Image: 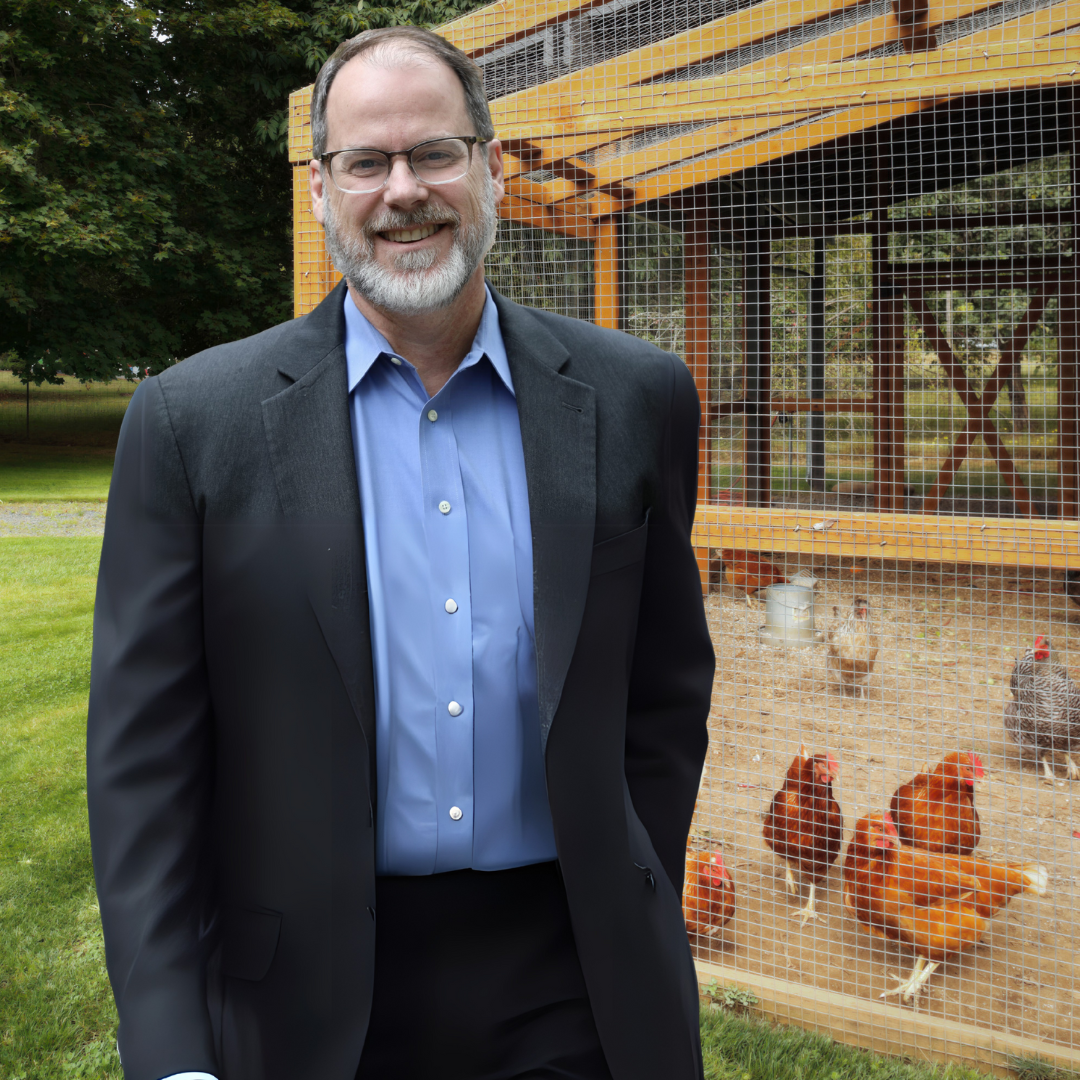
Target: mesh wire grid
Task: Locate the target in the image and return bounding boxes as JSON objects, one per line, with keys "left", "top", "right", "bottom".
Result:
{"left": 289, "top": 1, "right": 1080, "bottom": 1068}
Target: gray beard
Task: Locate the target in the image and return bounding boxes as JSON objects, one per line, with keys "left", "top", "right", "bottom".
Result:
{"left": 322, "top": 173, "right": 498, "bottom": 317}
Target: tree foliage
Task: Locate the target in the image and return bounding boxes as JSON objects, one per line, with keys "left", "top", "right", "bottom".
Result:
{"left": 0, "top": 0, "right": 486, "bottom": 384}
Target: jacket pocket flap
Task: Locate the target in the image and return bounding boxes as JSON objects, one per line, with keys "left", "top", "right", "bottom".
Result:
{"left": 591, "top": 519, "right": 648, "bottom": 577}
{"left": 221, "top": 906, "right": 282, "bottom": 982}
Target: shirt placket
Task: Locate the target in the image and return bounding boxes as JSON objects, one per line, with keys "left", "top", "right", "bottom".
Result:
{"left": 419, "top": 393, "right": 475, "bottom": 871}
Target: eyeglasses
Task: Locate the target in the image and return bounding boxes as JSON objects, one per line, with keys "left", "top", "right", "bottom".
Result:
{"left": 321, "top": 137, "right": 482, "bottom": 194}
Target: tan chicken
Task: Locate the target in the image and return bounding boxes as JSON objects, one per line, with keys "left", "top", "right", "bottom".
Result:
{"left": 683, "top": 849, "right": 735, "bottom": 938}
{"left": 827, "top": 597, "right": 880, "bottom": 698}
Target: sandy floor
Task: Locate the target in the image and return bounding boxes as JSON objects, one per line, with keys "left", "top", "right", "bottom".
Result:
{"left": 691, "top": 555, "right": 1079, "bottom": 1051}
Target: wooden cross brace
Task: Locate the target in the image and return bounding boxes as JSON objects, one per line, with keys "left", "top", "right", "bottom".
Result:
{"left": 906, "top": 286, "right": 1048, "bottom": 517}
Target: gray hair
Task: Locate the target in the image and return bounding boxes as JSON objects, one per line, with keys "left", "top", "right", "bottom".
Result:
{"left": 310, "top": 26, "right": 494, "bottom": 159}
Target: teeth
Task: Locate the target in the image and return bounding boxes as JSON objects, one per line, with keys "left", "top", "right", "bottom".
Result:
{"left": 382, "top": 224, "right": 439, "bottom": 243}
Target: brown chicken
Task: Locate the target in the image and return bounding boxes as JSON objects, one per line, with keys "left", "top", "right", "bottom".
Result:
{"left": 843, "top": 812, "right": 1048, "bottom": 1003}
{"left": 762, "top": 745, "right": 844, "bottom": 925}
{"left": 826, "top": 596, "right": 880, "bottom": 698}
{"left": 715, "top": 549, "right": 786, "bottom": 605}
{"left": 683, "top": 849, "right": 735, "bottom": 938}
{"left": 889, "top": 751, "right": 983, "bottom": 855}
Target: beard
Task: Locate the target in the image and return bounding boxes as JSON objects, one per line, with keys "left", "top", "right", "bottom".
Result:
{"left": 321, "top": 170, "right": 498, "bottom": 317}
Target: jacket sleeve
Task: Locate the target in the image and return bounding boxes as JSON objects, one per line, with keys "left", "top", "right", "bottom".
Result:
{"left": 87, "top": 377, "right": 220, "bottom": 1080}
{"left": 624, "top": 357, "right": 714, "bottom": 897}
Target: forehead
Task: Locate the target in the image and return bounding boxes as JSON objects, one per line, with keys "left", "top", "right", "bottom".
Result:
{"left": 324, "top": 52, "right": 471, "bottom": 149}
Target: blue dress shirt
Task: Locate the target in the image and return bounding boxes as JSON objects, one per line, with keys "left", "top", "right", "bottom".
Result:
{"left": 345, "top": 287, "right": 557, "bottom": 875}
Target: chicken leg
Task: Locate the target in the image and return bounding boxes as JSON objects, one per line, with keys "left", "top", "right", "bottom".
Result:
{"left": 796, "top": 883, "right": 818, "bottom": 925}
{"left": 880, "top": 956, "right": 940, "bottom": 1003}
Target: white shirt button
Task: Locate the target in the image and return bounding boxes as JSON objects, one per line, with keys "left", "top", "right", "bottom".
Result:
{"left": 445, "top": 599, "right": 459, "bottom": 614}
{"left": 449, "top": 806, "right": 463, "bottom": 821}
{"left": 447, "top": 700, "right": 463, "bottom": 716}
{"left": 389, "top": 356, "right": 402, "bottom": 366}
{"left": 427, "top": 409, "right": 438, "bottom": 422}
{"left": 438, "top": 500, "right": 451, "bottom": 514}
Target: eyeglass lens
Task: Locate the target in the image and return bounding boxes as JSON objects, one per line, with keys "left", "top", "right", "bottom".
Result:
{"left": 331, "top": 139, "right": 472, "bottom": 193}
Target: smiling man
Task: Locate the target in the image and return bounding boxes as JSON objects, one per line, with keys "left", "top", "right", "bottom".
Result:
{"left": 87, "top": 26, "right": 714, "bottom": 1080}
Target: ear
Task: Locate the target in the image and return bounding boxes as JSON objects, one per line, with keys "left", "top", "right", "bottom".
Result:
{"left": 486, "top": 138, "right": 505, "bottom": 207}
{"left": 309, "top": 158, "right": 327, "bottom": 226}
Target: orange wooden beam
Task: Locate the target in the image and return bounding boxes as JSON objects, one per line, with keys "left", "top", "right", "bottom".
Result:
{"left": 593, "top": 217, "right": 621, "bottom": 329}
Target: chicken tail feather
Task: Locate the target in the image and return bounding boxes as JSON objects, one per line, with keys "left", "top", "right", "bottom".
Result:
{"left": 1022, "top": 863, "right": 1049, "bottom": 896}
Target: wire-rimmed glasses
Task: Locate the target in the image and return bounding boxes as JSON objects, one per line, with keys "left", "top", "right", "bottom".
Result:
{"left": 321, "top": 137, "right": 482, "bottom": 195}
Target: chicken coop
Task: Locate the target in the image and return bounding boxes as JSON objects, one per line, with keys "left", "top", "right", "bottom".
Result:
{"left": 288, "top": 0, "right": 1080, "bottom": 1073}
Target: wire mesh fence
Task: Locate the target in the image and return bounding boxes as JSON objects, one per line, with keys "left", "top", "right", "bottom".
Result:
{"left": 290, "top": 0, "right": 1080, "bottom": 1069}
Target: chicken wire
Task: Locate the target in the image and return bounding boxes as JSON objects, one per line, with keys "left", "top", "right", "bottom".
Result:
{"left": 289, "top": 0, "right": 1080, "bottom": 1069}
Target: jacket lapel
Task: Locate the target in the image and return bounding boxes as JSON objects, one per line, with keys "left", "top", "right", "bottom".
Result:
{"left": 260, "top": 282, "right": 375, "bottom": 760}
{"left": 494, "top": 291, "right": 597, "bottom": 751}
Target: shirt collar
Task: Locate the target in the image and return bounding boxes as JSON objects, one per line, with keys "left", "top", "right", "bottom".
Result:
{"left": 343, "top": 285, "right": 512, "bottom": 397}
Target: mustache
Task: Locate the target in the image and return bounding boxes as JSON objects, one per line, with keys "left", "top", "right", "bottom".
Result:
{"left": 363, "top": 205, "right": 461, "bottom": 238}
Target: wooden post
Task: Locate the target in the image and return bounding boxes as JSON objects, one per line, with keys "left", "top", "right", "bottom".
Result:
{"left": 806, "top": 236, "right": 827, "bottom": 490}
{"left": 685, "top": 204, "right": 714, "bottom": 509}
{"left": 684, "top": 202, "right": 715, "bottom": 594}
{"left": 871, "top": 126, "right": 905, "bottom": 512}
{"left": 594, "top": 216, "right": 621, "bottom": 331}
{"left": 742, "top": 192, "right": 773, "bottom": 508}
{"left": 1059, "top": 92, "right": 1080, "bottom": 520}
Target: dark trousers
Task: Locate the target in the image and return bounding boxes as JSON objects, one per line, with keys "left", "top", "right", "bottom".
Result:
{"left": 355, "top": 860, "right": 614, "bottom": 1080}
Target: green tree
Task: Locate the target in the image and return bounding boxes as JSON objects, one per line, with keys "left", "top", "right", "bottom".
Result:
{"left": 0, "top": 0, "right": 485, "bottom": 385}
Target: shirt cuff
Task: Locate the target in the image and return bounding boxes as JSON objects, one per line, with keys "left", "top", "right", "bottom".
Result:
{"left": 159, "top": 1074, "right": 220, "bottom": 1080}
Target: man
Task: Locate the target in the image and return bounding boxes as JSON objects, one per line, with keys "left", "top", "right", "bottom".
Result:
{"left": 87, "top": 26, "right": 714, "bottom": 1080}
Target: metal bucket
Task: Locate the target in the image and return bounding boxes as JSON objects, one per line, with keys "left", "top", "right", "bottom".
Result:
{"left": 756, "top": 583, "right": 823, "bottom": 648}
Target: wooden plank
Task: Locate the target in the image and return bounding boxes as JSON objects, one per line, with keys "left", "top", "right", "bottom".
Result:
{"left": 489, "top": 0, "right": 853, "bottom": 131}
{"left": 954, "top": 0, "right": 1080, "bottom": 51}
{"left": 497, "top": 192, "right": 598, "bottom": 238}
{"left": 568, "top": 40, "right": 1080, "bottom": 119}
{"left": 436, "top": 0, "right": 610, "bottom": 59}
{"left": 565, "top": 111, "right": 818, "bottom": 192}
{"left": 690, "top": 506, "right": 1080, "bottom": 568}
{"left": 695, "top": 959, "right": 1080, "bottom": 1079}
{"left": 624, "top": 102, "right": 924, "bottom": 208}
{"left": 504, "top": 173, "right": 584, "bottom": 203}
{"left": 494, "top": 46, "right": 1080, "bottom": 137}
{"left": 289, "top": 85, "right": 314, "bottom": 164}
{"left": 770, "top": 397, "right": 874, "bottom": 413}
{"left": 594, "top": 217, "right": 620, "bottom": 329}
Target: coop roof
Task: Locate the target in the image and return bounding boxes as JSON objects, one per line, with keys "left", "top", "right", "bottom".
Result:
{"left": 439, "top": 0, "right": 1080, "bottom": 235}
{"left": 287, "top": 0, "right": 1080, "bottom": 237}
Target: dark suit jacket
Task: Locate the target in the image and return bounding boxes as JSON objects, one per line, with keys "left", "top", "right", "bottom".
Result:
{"left": 87, "top": 282, "right": 715, "bottom": 1080}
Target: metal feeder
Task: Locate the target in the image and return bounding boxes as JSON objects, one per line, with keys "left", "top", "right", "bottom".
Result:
{"left": 756, "top": 583, "right": 823, "bottom": 649}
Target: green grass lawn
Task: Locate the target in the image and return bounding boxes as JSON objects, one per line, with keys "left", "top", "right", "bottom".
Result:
{"left": 0, "top": 537, "right": 1041, "bottom": 1080}
{"left": 0, "top": 372, "right": 134, "bottom": 502}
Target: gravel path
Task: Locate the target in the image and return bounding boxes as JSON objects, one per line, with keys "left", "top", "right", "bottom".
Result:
{"left": 0, "top": 501, "right": 107, "bottom": 538}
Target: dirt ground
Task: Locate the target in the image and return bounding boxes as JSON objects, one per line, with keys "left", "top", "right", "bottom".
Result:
{"left": 690, "top": 554, "right": 1079, "bottom": 1051}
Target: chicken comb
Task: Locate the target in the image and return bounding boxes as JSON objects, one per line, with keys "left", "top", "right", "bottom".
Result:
{"left": 880, "top": 811, "right": 900, "bottom": 838}
{"left": 967, "top": 752, "right": 985, "bottom": 778}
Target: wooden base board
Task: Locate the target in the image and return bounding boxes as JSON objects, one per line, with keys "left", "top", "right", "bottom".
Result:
{"left": 696, "top": 959, "right": 1080, "bottom": 1078}
{"left": 692, "top": 506, "right": 1080, "bottom": 573}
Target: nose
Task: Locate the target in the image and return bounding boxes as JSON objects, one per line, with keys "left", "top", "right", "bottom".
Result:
{"left": 382, "top": 154, "right": 428, "bottom": 208}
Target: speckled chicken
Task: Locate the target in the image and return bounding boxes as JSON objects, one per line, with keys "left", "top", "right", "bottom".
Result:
{"left": 1005, "top": 635, "right": 1080, "bottom": 783}
{"left": 889, "top": 751, "right": 983, "bottom": 855}
{"left": 762, "top": 745, "right": 843, "bottom": 925}
{"left": 683, "top": 850, "right": 735, "bottom": 938}
{"left": 826, "top": 596, "right": 880, "bottom": 698}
